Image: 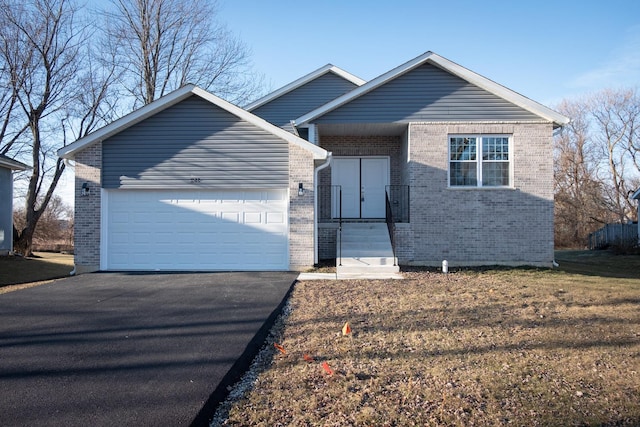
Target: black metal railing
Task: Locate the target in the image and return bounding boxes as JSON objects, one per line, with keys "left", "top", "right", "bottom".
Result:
{"left": 318, "top": 184, "right": 408, "bottom": 266}
{"left": 317, "top": 185, "right": 342, "bottom": 266}
{"left": 337, "top": 187, "right": 342, "bottom": 266}
{"left": 385, "top": 190, "right": 397, "bottom": 266}
{"left": 385, "top": 185, "right": 410, "bottom": 223}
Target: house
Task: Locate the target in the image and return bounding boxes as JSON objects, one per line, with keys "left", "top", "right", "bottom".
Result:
{"left": 633, "top": 188, "right": 640, "bottom": 244}
{"left": 0, "top": 154, "right": 30, "bottom": 255}
{"left": 58, "top": 51, "right": 569, "bottom": 274}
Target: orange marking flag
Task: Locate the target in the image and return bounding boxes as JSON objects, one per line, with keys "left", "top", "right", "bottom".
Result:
{"left": 303, "top": 354, "right": 315, "bottom": 363}
{"left": 342, "top": 322, "right": 352, "bottom": 336}
{"left": 321, "top": 361, "right": 334, "bottom": 376}
{"left": 273, "top": 343, "right": 287, "bottom": 355}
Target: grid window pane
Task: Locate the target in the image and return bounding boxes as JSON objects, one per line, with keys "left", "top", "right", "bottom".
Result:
{"left": 449, "top": 135, "right": 510, "bottom": 187}
{"left": 450, "top": 162, "right": 477, "bottom": 186}
{"left": 482, "top": 137, "right": 509, "bottom": 161}
{"left": 482, "top": 162, "right": 509, "bottom": 186}
{"left": 450, "top": 137, "right": 477, "bottom": 161}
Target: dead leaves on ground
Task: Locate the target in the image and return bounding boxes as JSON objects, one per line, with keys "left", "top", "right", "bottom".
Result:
{"left": 223, "top": 270, "right": 640, "bottom": 426}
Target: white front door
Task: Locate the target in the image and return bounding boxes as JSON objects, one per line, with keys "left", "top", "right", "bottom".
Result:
{"left": 331, "top": 158, "right": 360, "bottom": 218}
{"left": 331, "top": 157, "right": 390, "bottom": 219}
{"left": 361, "top": 158, "right": 389, "bottom": 218}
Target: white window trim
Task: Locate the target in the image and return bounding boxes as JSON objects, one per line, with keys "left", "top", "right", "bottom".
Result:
{"left": 448, "top": 134, "right": 514, "bottom": 189}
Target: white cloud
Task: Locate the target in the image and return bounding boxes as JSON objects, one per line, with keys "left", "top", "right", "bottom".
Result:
{"left": 570, "top": 24, "right": 640, "bottom": 90}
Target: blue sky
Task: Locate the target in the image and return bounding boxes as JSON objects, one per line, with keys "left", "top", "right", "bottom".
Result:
{"left": 219, "top": 0, "right": 640, "bottom": 107}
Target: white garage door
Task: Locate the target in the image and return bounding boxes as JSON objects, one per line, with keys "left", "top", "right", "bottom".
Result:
{"left": 103, "top": 189, "right": 288, "bottom": 271}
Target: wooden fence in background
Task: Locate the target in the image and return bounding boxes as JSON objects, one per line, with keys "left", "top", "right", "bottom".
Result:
{"left": 588, "top": 223, "right": 638, "bottom": 249}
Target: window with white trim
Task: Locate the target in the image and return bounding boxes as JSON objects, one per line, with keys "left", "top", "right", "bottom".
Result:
{"left": 449, "top": 135, "right": 511, "bottom": 187}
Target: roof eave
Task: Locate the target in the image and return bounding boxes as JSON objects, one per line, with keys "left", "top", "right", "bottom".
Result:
{"left": 426, "top": 53, "right": 570, "bottom": 127}
{"left": 58, "top": 85, "right": 197, "bottom": 159}
{"left": 57, "top": 85, "right": 328, "bottom": 161}
{"left": 0, "top": 155, "right": 30, "bottom": 170}
{"left": 295, "top": 52, "right": 435, "bottom": 126}
{"left": 191, "top": 87, "right": 327, "bottom": 160}
{"left": 245, "top": 64, "right": 365, "bottom": 111}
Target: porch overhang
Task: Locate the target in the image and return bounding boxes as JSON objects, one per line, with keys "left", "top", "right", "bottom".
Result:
{"left": 313, "top": 122, "right": 408, "bottom": 137}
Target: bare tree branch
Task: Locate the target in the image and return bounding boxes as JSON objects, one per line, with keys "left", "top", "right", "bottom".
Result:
{"left": 0, "top": 0, "right": 117, "bottom": 255}
{"left": 102, "top": 0, "right": 265, "bottom": 107}
{"left": 554, "top": 88, "right": 640, "bottom": 248}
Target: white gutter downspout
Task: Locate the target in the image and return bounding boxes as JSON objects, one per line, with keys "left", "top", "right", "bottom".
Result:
{"left": 314, "top": 152, "right": 332, "bottom": 264}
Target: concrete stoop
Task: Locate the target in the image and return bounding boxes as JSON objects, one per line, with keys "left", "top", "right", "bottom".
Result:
{"left": 336, "top": 222, "right": 401, "bottom": 279}
{"left": 297, "top": 223, "right": 403, "bottom": 281}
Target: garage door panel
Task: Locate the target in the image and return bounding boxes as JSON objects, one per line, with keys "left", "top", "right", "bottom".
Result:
{"left": 244, "top": 212, "right": 262, "bottom": 224}
{"left": 266, "top": 212, "right": 285, "bottom": 224}
{"left": 110, "top": 231, "right": 130, "bottom": 244}
{"left": 196, "top": 232, "right": 217, "bottom": 243}
{"left": 105, "top": 189, "right": 288, "bottom": 271}
{"left": 155, "top": 212, "right": 173, "bottom": 223}
{"left": 154, "top": 233, "right": 173, "bottom": 244}
{"left": 110, "top": 252, "right": 130, "bottom": 265}
{"left": 220, "top": 211, "right": 239, "bottom": 222}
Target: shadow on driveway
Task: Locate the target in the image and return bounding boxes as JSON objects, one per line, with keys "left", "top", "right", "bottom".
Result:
{"left": 0, "top": 271, "right": 297, "bottom": 426}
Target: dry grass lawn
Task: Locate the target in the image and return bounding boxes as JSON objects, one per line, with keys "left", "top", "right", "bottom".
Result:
{"left": 0, "top": 252, "right": 74, "bottom": 290}
{"left": 216, "top": 259, "right": 640, "bottom": 426}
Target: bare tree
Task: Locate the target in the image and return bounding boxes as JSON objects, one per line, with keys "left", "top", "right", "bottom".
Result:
{"left": 590, "top": 88, "right": 640, "bottom": 223}
{"left": 13, "top": 194, "right": 73, "bottom": 251}
{"left": 554, "top": 88, "right": 640, "bottom": 248}
{"left": 0, "top": 0, "right": 117, "bottom": 256}
{"left": 554, "top": 98, "right": 611, "bottom": 247}
{"left": 102, "top": 0, "right": 263, "bottom": 107}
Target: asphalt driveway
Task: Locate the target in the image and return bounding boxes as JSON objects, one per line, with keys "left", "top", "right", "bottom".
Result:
{"left": 0, "top": 271, "right": 298, "bottom": 426}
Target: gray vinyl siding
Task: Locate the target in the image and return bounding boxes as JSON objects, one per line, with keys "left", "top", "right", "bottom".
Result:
{"left": 251, "top": 72, "right": 358, "bottom": 126}
{"left": 0, "top": 167, "right": 13, "bottom": 253}
{"left": 314, "top": 63, "right": 541, "bottom": 124}
{"left": 102, "top": 95, "right": 289, "bottom": 189}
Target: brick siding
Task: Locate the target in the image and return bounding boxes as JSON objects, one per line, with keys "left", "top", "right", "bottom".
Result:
{"left": 315, "top": 122, "right": 555, "bottom": 266}
{"left": 318, "top": 223, "right": 338, "bottom": 260}
{"left": 288, "top": 143, "right": 315, "bottom": 269}
{"left": 407, "top": 122, "right": 554, "bottom": 266}
{"left": 74, "top": 142, "right": 102, "bottom": 273}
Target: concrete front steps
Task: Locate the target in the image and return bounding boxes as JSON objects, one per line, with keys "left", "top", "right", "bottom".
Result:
{"left": 336, "top": 222, "right": 402, "bottom": 279}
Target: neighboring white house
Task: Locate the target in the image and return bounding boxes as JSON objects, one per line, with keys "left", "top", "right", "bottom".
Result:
{"left": 59, "top": 51, "right": 570, "bottom": 274}
{"left": 633, "top": 188, "right": 640, "bottom": 244}
{"left": 0, "top": 155, "right": 29, "bottom": 255}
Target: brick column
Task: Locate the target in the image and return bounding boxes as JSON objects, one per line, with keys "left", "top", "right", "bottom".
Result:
{"left": 74, "top": 142, "right": 102, "bottom": 273}
{"left": 288, "top": 143, "right": 315, "bottom": 270}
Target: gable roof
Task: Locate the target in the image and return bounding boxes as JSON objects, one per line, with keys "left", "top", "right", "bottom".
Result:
{"left": 245, "top": 64, "right": 365, "bottom": 111}
{"left": 0, "top": 154, "right": 29, "bottom": 170}
{"left": 295, "top": 51, "right": 570, "bottom": 128}
{"left": 58, "top": 85, "right": 328, "bottom": 160}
